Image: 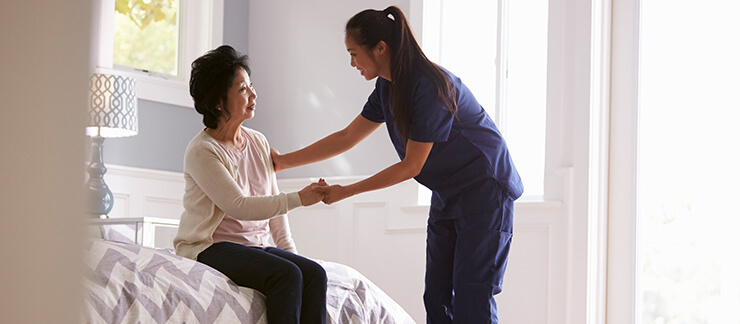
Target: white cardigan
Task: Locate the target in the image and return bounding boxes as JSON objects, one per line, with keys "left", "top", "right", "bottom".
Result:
{"left": 174, "top": 127, "right": 302, "bottom": 260}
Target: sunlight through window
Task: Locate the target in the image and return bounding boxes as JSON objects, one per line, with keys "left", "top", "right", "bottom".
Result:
{"left": 113, "top": 0, "right": 180, "bottom": 76}
{"left": 638, "top": 1, "right": 740, "bottom": 322}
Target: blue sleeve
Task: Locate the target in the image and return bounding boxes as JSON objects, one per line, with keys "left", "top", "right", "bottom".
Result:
{"left": 360, "top": 81, "right": 385, "bottom": 123}
{"left": 408, "top": 79, "right": 453, "bottom": 143}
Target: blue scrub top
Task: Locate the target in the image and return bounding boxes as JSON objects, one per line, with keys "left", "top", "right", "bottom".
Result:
{"left": 361, "top": 67, "right": 523, "bottom": 213}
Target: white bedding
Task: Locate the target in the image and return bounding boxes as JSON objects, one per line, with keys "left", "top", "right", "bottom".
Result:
{"left": 82, "top": 239, "right": 414, "bottom": 324}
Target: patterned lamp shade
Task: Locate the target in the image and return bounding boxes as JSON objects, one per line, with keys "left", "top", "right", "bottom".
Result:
{"left": 86, "top": 74, "right": 138, "bottom": 138}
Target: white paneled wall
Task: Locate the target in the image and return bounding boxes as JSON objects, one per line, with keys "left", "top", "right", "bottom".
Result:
{"left": 105, "top": 164, "right": 572, "bottom": 323}
{"left": 105, "top": 165, "right": 186, "bottom": 221}
{"left": 278, "top": 177, "right": 429, "bottom": 321}
{"left": 103, "top": 165, "right": 186, "bottom": 249}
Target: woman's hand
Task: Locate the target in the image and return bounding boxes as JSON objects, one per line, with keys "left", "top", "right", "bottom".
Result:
{"left": 298, "top": 180, "right": 328, "bottom": 206}
{"left": 270, "top": 148, "right": 285, "bottom": 173}
{"left": 314, "top": 183, "right": 353, "bottom": 205}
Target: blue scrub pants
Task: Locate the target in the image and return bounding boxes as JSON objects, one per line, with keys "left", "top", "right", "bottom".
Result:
{"left": 424, "top": 180, "right": 514, "bottom": 324}
{"left": 197, "top": 242, "right": 327, "bottom": 324}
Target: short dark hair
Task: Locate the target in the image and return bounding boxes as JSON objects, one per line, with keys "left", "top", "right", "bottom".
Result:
{"left": 189, "top": 45, "right": 250, "bottom": 129}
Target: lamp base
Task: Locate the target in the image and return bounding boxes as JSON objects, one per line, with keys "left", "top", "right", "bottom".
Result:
{"left": 86, "top": 136, "right": 114, "bottom": 216}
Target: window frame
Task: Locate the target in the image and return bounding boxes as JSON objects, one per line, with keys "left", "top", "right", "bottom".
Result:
{"left": 606, "top": 0, "right": 640, "bottom": 323}
{"left": 90, "top": 0, "right": 224, "bottom": 108}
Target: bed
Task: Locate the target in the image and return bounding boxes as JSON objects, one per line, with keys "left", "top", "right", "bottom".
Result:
{"left": 82, "top": 238, "right": 415, "bottom": 323}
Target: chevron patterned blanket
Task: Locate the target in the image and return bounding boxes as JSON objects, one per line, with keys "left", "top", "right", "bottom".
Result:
{"left": 82, "top": 239, "right": 414, "bottom": 324}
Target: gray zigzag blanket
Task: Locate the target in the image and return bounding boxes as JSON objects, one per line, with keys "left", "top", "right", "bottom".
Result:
{"left": 82, "top": 239, "right": 415, "bottom": 324}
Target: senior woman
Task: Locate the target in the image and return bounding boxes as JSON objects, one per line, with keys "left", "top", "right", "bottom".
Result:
{"left": 173, "top": 45, "right": 328, "bottom": 324}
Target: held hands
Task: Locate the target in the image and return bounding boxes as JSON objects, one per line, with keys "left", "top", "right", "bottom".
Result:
{"left": 297, "top": 178, "right": 353, "bottom": 206}
{"left": 298, "top": 179, "right": 328, "bottom": 206}
{"left": 312, "top": 179, "right": 352, "bottom": 205}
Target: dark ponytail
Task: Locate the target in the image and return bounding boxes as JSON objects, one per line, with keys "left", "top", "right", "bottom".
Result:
{"left": 346, "top": 6, "right": 457, "bottom": 142}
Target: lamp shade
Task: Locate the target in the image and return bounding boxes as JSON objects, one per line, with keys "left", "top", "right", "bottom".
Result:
{"left": 86, "top": 74, "right": 138, "bottom": 138}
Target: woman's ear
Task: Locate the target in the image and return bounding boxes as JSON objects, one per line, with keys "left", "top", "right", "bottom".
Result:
{"left": 376, "top": 40, "right": 388, "bottom": 56}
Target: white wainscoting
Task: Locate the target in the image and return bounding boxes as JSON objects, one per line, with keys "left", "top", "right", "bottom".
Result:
{"left": 103, "top": 164, "right": 572, "bottom": 323}
{"left": 103, "top": 165, "right": 186, "bottom": 249}
{"left": 105, "top": 165, "right": 186, "bottom": 221}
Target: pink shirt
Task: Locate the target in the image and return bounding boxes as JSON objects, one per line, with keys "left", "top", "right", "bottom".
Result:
{"left": 211, "top": 128, "right": 273, "bottom": 247}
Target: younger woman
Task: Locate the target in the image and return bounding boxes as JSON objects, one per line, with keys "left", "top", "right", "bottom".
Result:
{"left": 272, "top": 7, "right": 523, "bottom": 324}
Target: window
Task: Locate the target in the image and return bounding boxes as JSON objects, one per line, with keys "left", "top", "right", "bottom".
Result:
{"left": 500, "top": 0, "right": 548, "bottom": 198}
{"left": 637, "top": 0, "right": 740, "bottom": 322}
{"left": 610, "top": 0, "right": 740, "bottom": 322}
{"left": 419, "top": 0, "right": 548, "bottom": 198}
{"left": 91, "top": 0, "right": 224, "bottom": 108}
{"left": 113, "top": 0, "right": 180, "bottom": 76}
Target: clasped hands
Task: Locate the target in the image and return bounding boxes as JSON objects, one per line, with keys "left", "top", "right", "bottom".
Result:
{"left": 298, "top": 178, "right": 349, "bottom": 206}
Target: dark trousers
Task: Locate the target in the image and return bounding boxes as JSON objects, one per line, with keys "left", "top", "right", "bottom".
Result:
{"left": 424, "top": 180, "right": 514, "bottom": 324}
{"left": 197, "top": 242, "right": 327, "bottom": 324}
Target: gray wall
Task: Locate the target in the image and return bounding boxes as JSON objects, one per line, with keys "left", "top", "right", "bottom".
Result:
{"left": 105, "top": 0, "right": 405, "bottom": 178}
{"left": 222, "top": 0, "right": 249, "bottom": 54}
{"left": 101, "top": 100, "right": 202, "bottom": 172}
{"left": 247, "top": 0, "right": 403, "bottom": 178}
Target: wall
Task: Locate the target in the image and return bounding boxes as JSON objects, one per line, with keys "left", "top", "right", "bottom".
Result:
{"left": 101, "top": 100, "right": 202, "bottom": 172}
{"left": 247, "top": 0, "right": 403, "bottom": 178}
{"left": 0, "top": 1, "right": 89, "bottom": 323}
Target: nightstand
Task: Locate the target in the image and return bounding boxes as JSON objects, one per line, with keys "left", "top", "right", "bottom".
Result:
{"left": 88, "top": 217, "right": 180, "bottom": 249}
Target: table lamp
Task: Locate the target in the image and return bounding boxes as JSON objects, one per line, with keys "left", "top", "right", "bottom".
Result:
{"left": 86, "top": 73, "right": 138, "bottom": 217}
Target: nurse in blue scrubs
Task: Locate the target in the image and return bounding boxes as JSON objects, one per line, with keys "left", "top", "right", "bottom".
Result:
{"left": 271, "top": 6, "right": 523, "bottom": 324}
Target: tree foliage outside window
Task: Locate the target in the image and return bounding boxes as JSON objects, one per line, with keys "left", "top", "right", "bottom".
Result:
{"left": 113, "top": 0, "right": 179, "bottom": 76}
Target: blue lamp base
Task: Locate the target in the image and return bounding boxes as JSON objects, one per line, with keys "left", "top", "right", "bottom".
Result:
{"left": 87, "top": 136, "right": 114, "bottom": 217}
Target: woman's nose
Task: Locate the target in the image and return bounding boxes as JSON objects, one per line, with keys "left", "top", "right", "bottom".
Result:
{"left": 350, "top": 58, "right": 356, "bottom": 67}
